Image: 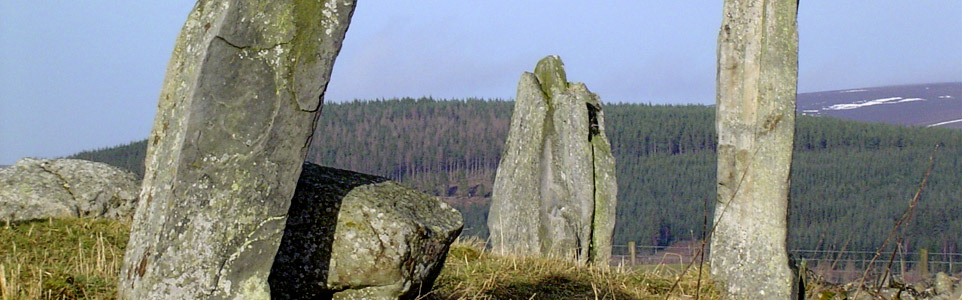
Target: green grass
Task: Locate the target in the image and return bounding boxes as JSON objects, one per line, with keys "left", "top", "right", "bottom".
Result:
{"left": 0, "top": 218, "right": 721, "bottom": 299}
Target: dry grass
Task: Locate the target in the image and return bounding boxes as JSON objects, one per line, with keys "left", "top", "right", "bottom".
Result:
{"left": 0, "top": 218, "right": 129, "bottom": 300}
{"left": 423, "top": 238, "right": 720, "bottom": 300}
{"left": 1, "top": 219, "right": 719, "bottom": 300}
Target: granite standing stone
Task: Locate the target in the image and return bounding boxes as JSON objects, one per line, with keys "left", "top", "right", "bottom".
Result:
{"left": 118, "top": 1, "right": 356, "bottom": 299}
{"left": 488, "top": 56, "right": 617, "bottom": 265}
{"left": 711, "top": 0, "right": 799, "bottom": 299}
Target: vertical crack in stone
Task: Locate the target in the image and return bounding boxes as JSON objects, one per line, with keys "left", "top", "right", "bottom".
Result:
{"left": 136, "top": 250, "right": 150, "bottom": 278}
{"left": 587, "top": 102, "right": 601, "bottom": 140}
{"left": 209, "top": 253, "right": 229, "bottom": 297}
{"left": 586, "top": 134, "right": 597, "bottom": 261}
{"left": 491, "top": 55, "right": 616, "bottom": 265}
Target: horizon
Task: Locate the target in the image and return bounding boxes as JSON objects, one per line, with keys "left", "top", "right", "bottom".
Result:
{"left": 2, "top": 82, "right": 959, "bottom": 167}
{"left": 1, "top": 1, "right": 960, "bottom": 164}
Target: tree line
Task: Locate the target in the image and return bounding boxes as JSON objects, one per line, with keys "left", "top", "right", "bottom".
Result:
{"left": 71, "top": 97, "right": 962, "bottom": 253}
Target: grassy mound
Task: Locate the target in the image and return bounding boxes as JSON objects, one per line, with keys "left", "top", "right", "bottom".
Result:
{"left": 0, "top": 218, "right": 719, "bottom": 299}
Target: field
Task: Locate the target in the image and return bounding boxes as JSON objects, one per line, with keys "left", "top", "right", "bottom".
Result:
{"left": 3, "top": 219, "right": 955, "bottom": 299}
{"left": 0, "top": 218, "right": 127, "bottom": 299}
{"left": 1, "top": 218, "right": 721, "bottom": 300}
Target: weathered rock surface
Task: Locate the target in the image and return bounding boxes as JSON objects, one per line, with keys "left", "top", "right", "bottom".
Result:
{"left": 711, "top": 0, "right": 799, "bottom": 299}
{"left": 269, "top": 163, "right": 463, "bottom": 300}
{"left": 488, "top": 55, "right": 617, "bottom": 265}
{"left": 118, "top": 1, "right": 356, "bottom": 299}
{"left": 835, "top": 273, "right": 962, "bottom": 300}
{"left": 0, "top": 158, "right": 139, "bottom": 222}
{"left": 935, "top": 272, "right": 956, "bottom": 296}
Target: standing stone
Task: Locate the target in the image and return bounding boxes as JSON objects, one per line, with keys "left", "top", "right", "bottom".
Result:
{"left": 488, "top": 56, "right": 617, "bottom": 265}
{"left": 118, "top": 1, "right": 356, "bottom": 299}
{"left": 711, "top": 0, "right": 798, "bottom": 299}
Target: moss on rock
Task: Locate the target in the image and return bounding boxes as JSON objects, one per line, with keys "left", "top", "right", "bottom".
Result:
{"left": 490, "top": 55, "right": 617, "bottom": 266}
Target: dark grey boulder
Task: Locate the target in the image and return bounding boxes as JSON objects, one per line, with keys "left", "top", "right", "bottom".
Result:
{"left": 0, "top": 158, "right": 139, "bottom": 222}
{"left": 488, "top": 55, "right": 617, "bottom": 265}
{"left": 269, "top": 163, "right": 463, "bottom": 300}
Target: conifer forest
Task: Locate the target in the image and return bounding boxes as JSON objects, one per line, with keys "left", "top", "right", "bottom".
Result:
{"left": 72, "top": 98, "right": 962, "bottom": 254}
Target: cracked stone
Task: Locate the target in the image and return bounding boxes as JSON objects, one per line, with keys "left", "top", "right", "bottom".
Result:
{"left": 488, "top": 55, "right": 617, "bottom": 266}
{"left": 118, "top": 0, "right": 357, "bottom": 299}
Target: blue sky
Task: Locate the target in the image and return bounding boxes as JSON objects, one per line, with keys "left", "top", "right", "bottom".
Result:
{"left": 1, "top": 1, "right": 960, "bottom": 165}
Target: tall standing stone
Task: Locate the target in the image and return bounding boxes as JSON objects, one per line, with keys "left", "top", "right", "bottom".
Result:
{"left": 118, "top": 1, "right": 356, "bottom": 299}
{"left": 711, "top": 0, "right": 798, "bottom": 299}
{"left": 488, "top": 56, "right": 617, "bottom": 265}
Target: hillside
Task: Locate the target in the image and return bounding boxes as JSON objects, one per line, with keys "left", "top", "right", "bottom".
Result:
{"left": 70, "top": 98, "right": 962, "bottom": 253}
{"left": 797, "top": 82, "right": 962, "bottom": 129}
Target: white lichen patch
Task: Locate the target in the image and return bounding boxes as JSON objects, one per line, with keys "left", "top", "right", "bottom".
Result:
{"left": 239, "top": 276, "right": 270, "bottom": 298}
{"left": 321, "top": 0, "right": 339, "bottom": 36}
{"left": 217, "top": 277, "right": 233, "bottom": 295}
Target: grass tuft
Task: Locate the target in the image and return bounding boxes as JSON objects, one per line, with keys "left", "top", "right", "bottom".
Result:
{"left": 0, "top": 218, "right": 128, "bottom": 299}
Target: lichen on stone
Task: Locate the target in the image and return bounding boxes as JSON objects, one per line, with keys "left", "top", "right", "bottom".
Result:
{"left": 118, "top": 1, "right": 357, "bottom": 299}
{"left": 489, "top": 55, "right": 616, "bottom": 266}
{"left": 533, "top": 55, "right": 568, "bottom": 99}
{"left": 270, "top": 163, "right": 463, "bottom": 299}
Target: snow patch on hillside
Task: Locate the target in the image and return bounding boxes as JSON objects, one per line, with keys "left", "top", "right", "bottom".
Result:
{"left": 824, "top": 97, "right": 926, "bottom": 111}
{"left": 927, "top": 119, "right": 962, "bottom": 128}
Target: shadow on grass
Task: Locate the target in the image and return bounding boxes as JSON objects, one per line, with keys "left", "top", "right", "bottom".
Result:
{"left": 484, "top": 274, "right": 634, "bottom": 300}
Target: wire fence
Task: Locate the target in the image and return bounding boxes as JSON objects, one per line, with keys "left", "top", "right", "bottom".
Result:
{"left": 610, "top": 243, "right": 962, "bottom": 283}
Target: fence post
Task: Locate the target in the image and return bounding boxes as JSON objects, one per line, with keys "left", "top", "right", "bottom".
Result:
{"left": 919, "top": 249, "right": 928, "bottom": 279}
{"left": 899, "top": 243, "right": 906, "bottom": 278}
{"left": 629, "top": 241, "right": 636, "bottom": 266}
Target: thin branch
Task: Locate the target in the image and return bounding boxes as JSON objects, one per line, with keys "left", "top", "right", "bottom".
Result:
{"left": 829, "top": 235, "right": 852, "bottom": 271}
{"left": 853, "top": 144, "right": 938, "bottom": 299}
{"left": 664, "top": 147, "right": 759, "bottom": 299}
{"left": 696, "top": 176, "right": 710, "bottom": 300}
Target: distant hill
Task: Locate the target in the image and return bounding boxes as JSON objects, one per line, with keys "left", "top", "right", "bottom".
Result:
{"left": 69, "top": 97, "right": 962, "bottom": 254}
{"left": 797, "top": 82, "right": 962, "bottom": 129}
